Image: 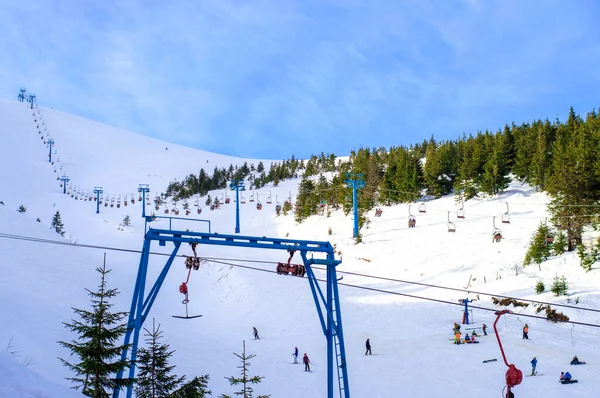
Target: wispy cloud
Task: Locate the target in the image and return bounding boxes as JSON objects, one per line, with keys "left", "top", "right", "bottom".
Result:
{"left": 1, "top": 0, "right": 599, "bottom": 158}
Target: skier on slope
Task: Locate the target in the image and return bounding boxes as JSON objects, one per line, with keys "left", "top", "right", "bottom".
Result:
{"left": 482, "top": 324, "right": 488, "bottom": 336}
{"left": 523, "top": 324, "right": 529, "bottom": 339}
{"left": 253, "top": 327, "right": 260, "bottom": 340}
{"left": 303, "top": 353, "right": 311, "bottom": 372}
{"left": 293, "top": 347, "right": 299, "bottom": 364}
{"left": 530, "top": 356, "right": 537, "bottom": 375}
{"left": 365, "top": 338, "right": 372, "bottom": 355}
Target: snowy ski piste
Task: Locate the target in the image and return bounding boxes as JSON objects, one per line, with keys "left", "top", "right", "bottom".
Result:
{"left": 1, "top": 97, "right": 599, "bottom": 397}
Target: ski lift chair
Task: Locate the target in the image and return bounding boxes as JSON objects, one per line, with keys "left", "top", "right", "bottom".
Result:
{"left": 266, "top": 192, "right": 272, "bottom": 204}
{"left": 375, "top": 208, "right": 383, "bottom": 217}
{"left": 501, "top": 202, "right": 511, "bottom": 224}
{"left": 447, "top": 212, "right": 456, "bottom": 232}
{"left": 197, "top": 207, "right": 202, "bottom": 214}
{"left": 419, "top": 202, "right": 427, "bottom": 213}
{"left": 492, "top": 217, "right": 502, "bottom": 242}
{"left": 276, "top": 204, "right": 282, "bottom": 215}
{"left": 545, "top": 234, "right": 554, "bottom": 246}
{"left": 257, "top": 202, "right": 263, "bottom": 210}
{"left": 408, "top": 205, "right": 416, "bottom": 228}
{"left": 408, "top": 216, "right": 416, "bottom": 228}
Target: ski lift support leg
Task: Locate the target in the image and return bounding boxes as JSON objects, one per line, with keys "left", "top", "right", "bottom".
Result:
{"left": 344, "top": 173, "right": 365, "bottom": 238}
{"left": 493, "top": 310, "right": 522, "bottom": 397}
{"left": 138, "top": 184, "right": 150, "bottom": 218}
{"left": 114, "top": 230, "right": 351, "bottom": 398}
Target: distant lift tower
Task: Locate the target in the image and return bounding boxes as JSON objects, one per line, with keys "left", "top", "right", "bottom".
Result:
{"left": 18, "top": 88, "right": 26, "bottom": 102}
{"left": 60, "top": 175, "right": 70, "bottom": 194}
{"left": 230, "top": 179, "right": 246, "bottom": 233}
{"left": 47, "top": 139, "right": 55, "bottom": 163}
{"left": 93, "top": 187, "right": 103, "bottom": 214}
{"left": 27, "top": 93, "right": 36, "bottom": 109}
{"left": 344, "top": 173, "right": 365, "bottom": 238}
{"left": 138, "top": 184, "right": 150, "bottom": 218}
{"left": 114, "top": 230, "right": 351, "bottom": 398}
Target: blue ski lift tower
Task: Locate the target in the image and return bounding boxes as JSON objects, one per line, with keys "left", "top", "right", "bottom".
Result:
{"left": 93, "top": 187, "right": 103, "bottom": 214}
{"left": 344, "top": 173, "right": 365, "bottom": 238}
{"left": 138, "top": 184, "right": 150, "bottom": 218}
{"left": 230, "top": 179, "right": 246, "bottom": 233}
{"left": 60, "top": 175, "right": 70, "bottom": 194}
{"left": 18, "top": 88, "right": 26, "bottom": 102}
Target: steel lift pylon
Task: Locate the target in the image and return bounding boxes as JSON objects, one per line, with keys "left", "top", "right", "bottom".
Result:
{"left": 114, "top": 228, "right": 351, "bottom": 398}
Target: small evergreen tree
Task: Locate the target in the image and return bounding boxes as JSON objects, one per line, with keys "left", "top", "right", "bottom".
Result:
{"left": 523, "top": 223, "right": 551, "bottom": 270}
{"left": 171, "top": 376, "right": 212, "bottom": 398}
{"left": 51, "top": 211, "right": 65, "bottom": 236}
{"left": 535, "top": 280, "right": 545, "bottom": 294}
{"left": 134, "top": 319, "right": 185, "bottom": 398}
{"left": 220, "top": 340, "right": 270, "bottom": 398}
{"left": 122, "top": 215, "right": 131, "bottom": 227}
{"left": 58, "top": 256, "right": 132, "bottom": 396}
{"left": 205, "top": 195, "right": 212, "bottom": 206}
{"left": 553, "top": 231, "right": 567, "bottom": 255}
{"left": 17, "top": 204, "right": 27, "bottom": 213}
{"left": 550, "top": 275, "right": 568, "bottom": 296}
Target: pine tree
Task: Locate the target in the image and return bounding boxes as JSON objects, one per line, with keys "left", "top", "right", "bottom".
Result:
{"left": 134, "top": 319, "right": 185, "bottom": 398}
{"left": 553, "top": 231, "right": 567, "bottom": 255}
{"left": 58, "top": 255, "right": 132, "bottom": 396}
{"left": 17, "top": 204, "right": 27, "bottom": 213}
{"left": 51, "top": 211, "right": 65, "bottom": 236}
{"left": 171, "top": 376, "right": 212, "bottom": 398}
{"left": 122, "top": 215, "right": 131, "bottom": 227}
{"left": 220, "top": 340, "right": 270, "bottom": 398}
{"left": 523, "top": 223, "right": 551, "bottom": 270}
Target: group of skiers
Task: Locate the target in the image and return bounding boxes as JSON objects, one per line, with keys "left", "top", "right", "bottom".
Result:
{"left": 452, "top": 322, "right": 485, "bottom": 344}
{"left": 253, "top": 327, "right": 372, "bottom": 372}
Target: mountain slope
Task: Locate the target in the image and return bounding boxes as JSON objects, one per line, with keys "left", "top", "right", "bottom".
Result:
{"left": 1, "top": 98, "right": 600, "bottom": 397}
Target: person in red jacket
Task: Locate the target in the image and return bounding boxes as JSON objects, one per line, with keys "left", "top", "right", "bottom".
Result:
{"left": 303, "top": 353, "right": 311, "bottom": 371}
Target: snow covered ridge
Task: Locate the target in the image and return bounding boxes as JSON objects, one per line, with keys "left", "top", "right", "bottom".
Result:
{"left": 2, "top": 97, "right": 600, "bottom": 397}
{"left": 0, "top": 352, "right": 80, "bottom": 398}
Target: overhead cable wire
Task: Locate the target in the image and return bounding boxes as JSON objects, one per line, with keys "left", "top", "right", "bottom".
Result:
{"left": 2, "top": 232, "right": 600, "bottom": 320}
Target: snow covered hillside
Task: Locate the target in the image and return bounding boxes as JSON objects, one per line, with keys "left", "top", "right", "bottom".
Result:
{"left": 1, "top": 98, "right": 600, "bottom": 397}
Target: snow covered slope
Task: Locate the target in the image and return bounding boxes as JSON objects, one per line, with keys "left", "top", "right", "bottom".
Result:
{"left": 1, "top": 98, "right": 600, "bottom": 397}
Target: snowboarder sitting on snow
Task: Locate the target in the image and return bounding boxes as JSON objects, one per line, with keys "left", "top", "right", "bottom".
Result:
{"left": 464, "top": 334, "right": 471, "bottom": 343}
{"left": 530, "top": 356, "right": 537, "bottom": 376}
{"left": 563, "top": 371, "right": 572, "bottom": 382}
{"left": 303, "top": 353, "right": 311, "bottom": 371}
{"left": 570, "top": 356, "right": 583, "bottom": 365}
{"left": 471, "top": 330, "right": 479, "bottom": 337}
{"left": 470, "top": 334, "right": 477, "bottom": 343}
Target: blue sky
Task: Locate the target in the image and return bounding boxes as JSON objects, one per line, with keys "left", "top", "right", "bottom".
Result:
{"left": 1, "top": 0, "right": 600, "bottom": 159}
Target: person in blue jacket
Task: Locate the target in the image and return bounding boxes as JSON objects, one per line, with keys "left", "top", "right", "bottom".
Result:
{"left": 563, "top": 371, "right": 572, "bottom": 381}
{"left": 293, "top": 347, "right": 299, "bottom": 364}
{"left": 530, "top": 356, "right": 538, "bottom": 376}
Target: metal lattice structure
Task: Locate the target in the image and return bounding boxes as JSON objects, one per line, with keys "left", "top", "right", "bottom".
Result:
{"left": 114, "top": 229, "right": 350, "bottom": 398}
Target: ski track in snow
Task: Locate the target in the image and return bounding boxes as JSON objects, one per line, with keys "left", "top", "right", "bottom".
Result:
{"left": 1, "top": 98, "right": 599, "bottom": 397}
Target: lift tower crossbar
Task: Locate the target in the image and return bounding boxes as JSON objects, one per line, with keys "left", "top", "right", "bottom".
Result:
{"left": 114, "top": 229, "right": 351, "bottom": 398}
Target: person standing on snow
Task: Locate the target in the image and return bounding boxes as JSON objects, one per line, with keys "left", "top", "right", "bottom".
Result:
{"left": 454, "top": 331, "right": 462, "bottom": 345}
{"left": 482, "top": 324, "right": 488, "bottom": 336}
{"left": 253, "top": 327, "right": 260, "bottom": 340}
{"left": 523, "top": 324, "right": 529, "bottom": 339}
{"left": 303, "top": 353, "right": 311, "bottom": 372}
{"left": 293, "top": 347, "right": 299, "bottom": 363}
{"left": 530, "top": 356, "right": 537, "bottom": 375}
{"left": 365, "top": 338, "right": 372, "bottom": 355}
